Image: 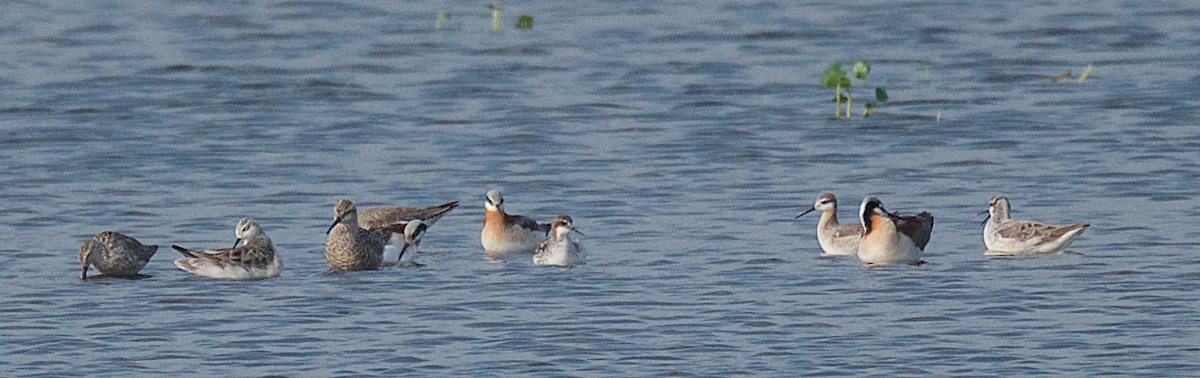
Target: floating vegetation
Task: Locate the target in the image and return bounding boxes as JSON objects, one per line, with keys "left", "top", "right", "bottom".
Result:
{"left": 488, "top": 3, "right": 501, "bottom": 32}
{"left": 435, "top": 12, "right": 452, "bottom": 29}
{"left": 436, "top": 4, "right": 533, "bottom": 32}
{"left": 820, "top": 62, "right": 851, "bottom": 119}
{"left": 516, "top": 15, "right": 533, "bottom": 30}
{"left": 1077, "top": 63, "right": 1094, "bottom": 83}
{"left": 1049, "top": 64, "right": 1094, "bottom": 84}
{"left": 916, "top": 58, "right": 936, "bottom": 84}
{"left": 1049, "top": 70, "right": 1073, "bottom": 83}
{"left": 916, "top": 59, "right": 940, "bottom": 121}
{"left": 821, "top": 59, "right": 888, "bottom": 119}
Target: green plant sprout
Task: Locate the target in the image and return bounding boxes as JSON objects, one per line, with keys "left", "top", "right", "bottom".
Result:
{"left": 516, "top": 15, "right": 533, "bottom": 30}
{"left": 821, "top": 60, "right": 890, "bottom": 119}
{"left": 821, "top": 62, "right": 851, "bottom": 119}
{"left": 864, "top": 87, "right": 889, "bottom": 117}
{"left": 488, "top": 3, "right": 501, "bottom": 32}
{"left": 435, "top": 12, "right": 452, "bottom": 29}
{"left": 917, "top": 59, "right": 932, "bottom": 83}
{"left": 851, "top": 60, "right": 889, "bottom": 117}
{"left": 1077, "top": 63, "right": 1094, "bottom": 83}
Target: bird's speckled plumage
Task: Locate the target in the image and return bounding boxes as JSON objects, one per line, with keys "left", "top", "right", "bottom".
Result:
{"left": 983, "top": 195, "right": 1088, "bottom": 255}
{"left": 79, "top": 231, "right": 158, "bottom": 279}
{"left": 357, "top": 200, "right": 458, "bottom": 240}
{"left": 325, "top": 199, "right": 386, "bottom": 271}
{"left": 172, "top": 218, "right": 280, "bottom": 280}
{"left": 355, "top": 201, "right": 456, "bottom": 266}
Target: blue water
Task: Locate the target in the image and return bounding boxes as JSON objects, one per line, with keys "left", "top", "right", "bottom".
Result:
{"left": 2, "top": 0, "right": 1200, "bottom": 376}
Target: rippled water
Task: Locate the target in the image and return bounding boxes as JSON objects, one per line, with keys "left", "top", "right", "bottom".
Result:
{"left": 3, "top": 0, "right": 1200, "bottom": 376}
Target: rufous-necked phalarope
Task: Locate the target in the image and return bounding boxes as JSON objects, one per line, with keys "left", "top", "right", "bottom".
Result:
{"left": 481, "top": 189, "right": 549, "bottom": 254}
{"left": 983, "top": 195, "right": 1089, "bottom": 255}
{"left": 796, "top": 192, "right": 862, "bottom": 256}
{"left": 172, "top": 218, "right": 281, "bottom": 280}
{"left": 857, "top": 196, "right": 934, "bottom": 265}
{"left": 79, "top": 231, "right": 158, "bottom": 279}
{"left": 534, "top": 215, "right": 585, "bottom": 267}
{"left": 355, "top": 201, "right": 457, "bottom": 266}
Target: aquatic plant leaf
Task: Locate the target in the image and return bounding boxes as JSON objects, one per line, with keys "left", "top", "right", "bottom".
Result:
{"left": 435, "top": 12, "right": 452, "bottom": 29}
{"left": 853, "top": 60, "right": 870, "bottom": 80}
{"left": 516, "top": 15, "right": 533, "bottom": 30}
{"left": 875, "top": 87, "right": 888, "bottom": 102}
{"left": 820, "top": 63, "right": 847, "bottom": 89}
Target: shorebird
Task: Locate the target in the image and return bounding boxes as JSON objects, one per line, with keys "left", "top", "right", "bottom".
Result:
{"left": 172, "top": 218, "right": 281, "bottom": 280}
{"left": 796, "top": 192, "right": 862, "bottom": 256}
{"left": 857, "top": 196, "right": 934, "bottom": 265}
{"left": 79, "top": 231, "right": 157, "bottom": 279}
{"left": 534, "top": 215, "right": 585, "bottom": 267}
{"left": 983, "top": 195, "right": 1089, "bottom": 255}
{"left": 357, "top": 201, "right": 457, "bottom": 264}
{"left": 386, "top": 220, "right": 427, "bottom": 266}
{"left": 481, "top": 189, "right": 549, "bottom": 254}
{"left": 324, "top": 198, "right": 392, "bottom": 271}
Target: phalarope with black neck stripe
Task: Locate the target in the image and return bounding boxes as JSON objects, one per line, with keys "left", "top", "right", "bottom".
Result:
{"left": 857, "top": 196, "right": 934, "bottom": 265}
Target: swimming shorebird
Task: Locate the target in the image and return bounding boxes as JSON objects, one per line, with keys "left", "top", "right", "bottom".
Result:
{"left": 796, "top": 193, "right": 862, "bottom": 256}
{"left": 357, "top": 200, "right": 457, "bottom": 266}
{"left": 324, "top": 198, "right": 391, "bottom": 271}
{"left": 389, "top": 220, "right": 427, "bottom": 266}
{"left": 78, "top": 231, "right": 158, "bottom": 279}
{"left": 983, "top": 195, "right": 1089, "bottom": 255}
{"left": 172, "top": 218, "right": 281, "bottom": 280}
{"left": 534, "top": 215, "right": 586, "bottom": 267}
{"left": 857, "top": 196, "right": 934, "bottom": 265}
{"left": 481, "top": 189, "right": 549, "bottom": 254}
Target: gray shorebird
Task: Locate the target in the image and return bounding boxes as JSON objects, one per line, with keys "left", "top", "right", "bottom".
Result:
{"left": 534, "top": 215, "right": 585, "bottom": 267}
{"left": 796, "top": 193, "right": 862, "bottom": 256}
{"left": 356, "top": 201, "right": 457, "bottom": 265}
{"left": 79, "top": 231, "right": 158, "bottom": 279}
{"left": 857, "top": 197, "right": 934, "bottom": 265}
{"left": 481, "top": 189, "right": 549, "bottom": 254}
{"left": 983, "top": 195, "right": 1089, "bottom": 255}
{"left": 172, "top": 218, "right": 281, "bottom": 280}
{"left": 325, "top": 198, "right": 409, "bottom": 270}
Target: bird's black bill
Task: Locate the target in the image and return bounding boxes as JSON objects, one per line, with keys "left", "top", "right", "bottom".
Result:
{"left": 795, "top": 207, "right": 817, "bottom": 219}
{"left": 325, "top": 217, "right": 342, "bottom": 234}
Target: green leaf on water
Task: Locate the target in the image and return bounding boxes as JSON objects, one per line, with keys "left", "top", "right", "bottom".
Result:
{"left": 516, "top": 15, "right": 533, "bottom": 30}
{"left": 875, "top": 87, "right": 888, "bottom": 102}
{"left": 853, "top": 60, "right": 870, "bottom": 80}
{"left": 435, "top": 12, "right": 452, "bottom": 29}
{"left": 917, "top": 59, "right": 932, "bottom": 68}
{"left": 820, "top": 63, "right": 848, "bottom": 89}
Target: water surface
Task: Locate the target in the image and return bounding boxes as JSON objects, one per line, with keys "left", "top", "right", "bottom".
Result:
{"left": 2, "top": 1, "right": 1200, "bottom": 376}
